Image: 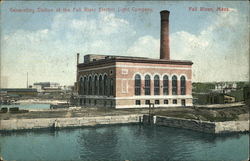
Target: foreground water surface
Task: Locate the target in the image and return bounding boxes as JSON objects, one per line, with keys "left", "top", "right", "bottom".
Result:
{"left": 0, "top": 124, "right": 249, "bottom": 161}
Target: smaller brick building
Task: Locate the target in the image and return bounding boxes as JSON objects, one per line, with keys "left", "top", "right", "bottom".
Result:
{"left": 76, "top": 10, "right": 193, "bottom": 108}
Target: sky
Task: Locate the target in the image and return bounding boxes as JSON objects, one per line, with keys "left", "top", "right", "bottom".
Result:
{"left": 0, "top": 1, "right": 249, "bottom": 88}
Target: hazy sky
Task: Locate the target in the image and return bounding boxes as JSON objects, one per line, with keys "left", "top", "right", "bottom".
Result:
{"left": 1, "top": 1, "right": 249, "bottom": 88}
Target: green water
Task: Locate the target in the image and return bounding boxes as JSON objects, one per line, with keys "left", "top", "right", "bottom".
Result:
{"left": 0, "top": 124, "right": 249, "bottom": 161}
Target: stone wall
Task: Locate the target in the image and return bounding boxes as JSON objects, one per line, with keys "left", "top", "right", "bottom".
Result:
{"left": 143, "top": 115, "right": 249, "bottom": 134}
{"left": 0, "top": 114, "right": 143, "bottom": 131}
{"left": 1, "top": 114, "right": 248, "bottom": 133}
{"left": 215, "top": 121, "right": 249, "bottom": 133}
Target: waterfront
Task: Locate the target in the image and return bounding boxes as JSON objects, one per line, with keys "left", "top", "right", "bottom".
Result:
{"left": 0, "top": 124, "right": 248, "bottom": 161}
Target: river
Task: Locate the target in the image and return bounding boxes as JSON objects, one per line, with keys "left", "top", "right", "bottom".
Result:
{"left": 0, "top": 124, "right": 248, "bottom": 161}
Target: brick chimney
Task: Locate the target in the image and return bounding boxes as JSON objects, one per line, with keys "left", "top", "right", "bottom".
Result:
{"left": 160, "top": 10, "right": 170, "bottom": 60}
{"left": 77, "top": 53, "right": 79, "bottom": 65}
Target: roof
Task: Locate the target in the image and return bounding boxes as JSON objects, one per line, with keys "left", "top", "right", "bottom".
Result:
{"left": 33, "top": 82, "right": 59, "bottom": 85}
{"left": 78, "top": 54, "right": 193, "bottom": 68}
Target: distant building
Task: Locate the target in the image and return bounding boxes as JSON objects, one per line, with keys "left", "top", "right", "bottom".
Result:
{"left": 193, "top": 92, "right": 236, "bottom": 105}
{"left": 75, "top": 10, "right": 193, "bottom": 108}
{"left": 33, "top": 82, "right": 60, "bottom": 92}
{"left": 214, "top": 82, "right": 237, "bottom": 93}
{"left": 0, "top": 88, "right": 37, "bottom": 97}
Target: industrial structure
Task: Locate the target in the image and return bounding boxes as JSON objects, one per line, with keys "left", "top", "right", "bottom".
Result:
{"left": 76, "top": 10, "right": 193, "bottom": 108}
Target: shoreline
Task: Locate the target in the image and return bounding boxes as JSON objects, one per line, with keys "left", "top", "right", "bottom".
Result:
{"left": 0, "top": 114, "right": 248, "bottom": 134}
{"left": 16, "top": 99, "right": 67, "bottom": 105}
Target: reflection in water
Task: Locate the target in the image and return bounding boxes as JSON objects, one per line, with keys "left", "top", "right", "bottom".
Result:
{"left": 0, "top": 124, "right": 249, "bottom": 161}
{"left": 78, "top": 126, "right": 120, "bottom": 160}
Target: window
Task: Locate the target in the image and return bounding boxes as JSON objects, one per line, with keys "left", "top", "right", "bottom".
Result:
{"left": 181, "top": 99, "right": 186, "bottom": 106}
{"left": 181, "top": 76, "right": 186, "bottom": 95}
{"left": 94, "top": 100, "right": 97, "bottom": 105}
{"left": 164, "top": 99, "right": 168, "bottom": 104}
{"left": 99, "top": 75, "right": 103, "bottom": 95}
{"left": 135, "top": 100, "right": 141, "bottom": 105}
{"left": 173, "top": 99, "right": 177, "bottom": 104}
{"left": 89, "top": 99, "right": 91, "bottom": 104}
{"left": 103, "top": 75, "right": 108, "bottom": 95}
{"left": 83, "top": 98, "right": 86, "bottom": 105}
{"left": 110, "top": 78, "right": 114, "bottom": 96}
{"left": 172, "top": 76, "right": 178, "bottom": 95}
{"left": 79, "top": 77, "right": 83, "bottom": 95}
{"left": 145, "top": 100, "right": 150, "bottom": 105}
{"left": 163, "top": 75, "right": 169, "bottom": 95}
{"left": 155, "top": 100, "right": 160, "bottom": 104}
{"left": 88, "top": 76, "right": 92, "bottom": 95}
{"left": 84, "top": 77, "right": 87, "bottom": 95}
{"left": 154, "top": 75, "right": 160, "bottom": 95}
{"left": 145, "top": 75, "right": 151, "bottom": 95}
{"left": 135, "top": 74, "right": 141, "bottom": 95}
{"left": 94, "top": 76, "right": 98, "bottom": 95}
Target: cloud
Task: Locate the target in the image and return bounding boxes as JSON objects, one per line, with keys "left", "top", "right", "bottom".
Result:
{"left": 125, "top": 8, "right": 248, "bottom": 82}
{"left": 126, "top": 36, "right": 159, "bottom": 59}
{"left": 1, "top": 7, "right": 249, "bottom": 88}
{"left": 2, "top": 12, "right": 136, "bottom": 87}
{"left": 171, "top": 8, "right": 249, "bottom": 82}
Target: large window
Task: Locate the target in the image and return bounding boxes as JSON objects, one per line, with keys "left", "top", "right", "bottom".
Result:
{"left": 88, "top": 76, "right": 92, "bottom": 95}
{"left": 145, "top": 75, "right": 151, "bottom": 95}
{"left": 172, "top": 75, "right": 177, "bottom": 95}
{"left": 79, "top": 77, "right": 83, "bottom": 95}
{"left": 181, "top": 76, "right": 186, "bottom": 95}
{"left": 103, "top": 75, "right": 108, "bottom": 95}
{"left": 94, "top": 76, "right": 98, "bottom": 95}
{"left": 163, "top": 75, "right": 169, "bottom": 95}
{"left": 135, "top": 74, "right": 141, "bottom": 95}
{"left": 84, "top": 77, "right": 87, "bottom": 95}
{"left": 110, "top": 78, "right": 114, "bottom": 96}
{"left": 99, "top": 75, "right": 103, "bottom": 95}
{"left": 154, "top": 75, "right": 160, "bottom": 95}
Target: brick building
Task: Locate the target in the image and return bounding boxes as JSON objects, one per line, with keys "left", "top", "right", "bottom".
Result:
{"left": 76, "top": 10, "right": 193, "bottom": 108}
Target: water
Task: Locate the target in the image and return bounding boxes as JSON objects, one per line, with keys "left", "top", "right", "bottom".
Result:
{"left": 0, "top": 125, "right": 249, "bottom": 161}
{"left": 0, "top": 103, "right": 50, "bottom": 110}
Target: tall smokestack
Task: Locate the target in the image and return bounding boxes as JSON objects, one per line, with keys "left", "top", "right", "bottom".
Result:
{"left": 77, "top": 53, "right": 79, "bottom": 65}
{"left": 160, "top": 10, "right": 170, "bottom": 60}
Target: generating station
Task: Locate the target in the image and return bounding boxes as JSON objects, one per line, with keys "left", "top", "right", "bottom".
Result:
{"left": 75, "top": 10, "right": 193, "bottom": 108}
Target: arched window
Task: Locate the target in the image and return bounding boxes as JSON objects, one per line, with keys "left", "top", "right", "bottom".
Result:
{"left": 134, "top": 74, "right": 141, "bottom": 95}
{"left": 154, "top": 75, "right": 160, "bottom": 95}
{"left": 88, "top": 76, "right": 92, "bottom": 95}
{"left": 99, "top": 75, "right": 103, "bottom": 95}
{"left": 172, "top": 75, "right": 177, "bottom": 95}
{"left": 79, "top": 77, "right": 83, "bottom": 95}
{"left": 181, "top": 76, "right": 186, "bottom": 95}
{"left": 163, "top": 75, "right": 169, "bottom": 95}
{"left": 84, "top": 77, "right": 87, "bottom": 95}
{"left": 110, "top": 78, "right": 114, "bottom": 96}
{"left": 145, "top": 75, "right": 151, "bottom": 95}
{"left": 94, "top": 75, "right": 98, "bottom": 95}
{"left": 103, "top": 75, "right": 108, "bottom": 95}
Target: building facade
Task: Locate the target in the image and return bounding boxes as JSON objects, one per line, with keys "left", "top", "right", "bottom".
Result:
{"left": 76, "top": 10, "right": 193, "bottom": 108}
